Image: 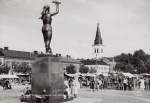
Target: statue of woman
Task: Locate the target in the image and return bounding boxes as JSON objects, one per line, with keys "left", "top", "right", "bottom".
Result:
{"left": 39, "top": 1, "right": 60, "bottom": 53}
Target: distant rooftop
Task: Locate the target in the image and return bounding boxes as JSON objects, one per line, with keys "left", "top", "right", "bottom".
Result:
{"left": 80, "top": 59, "right": 108, "bottom": 65}
{"left": 0, "top": 47, "right": 82, "bottom": 64}
{"left": 0, "top": 47, "right": 36, "bottom": 60}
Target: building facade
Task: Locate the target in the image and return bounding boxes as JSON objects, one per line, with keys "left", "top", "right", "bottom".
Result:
{"left": 80, "top": 59, "right": 109, "bottom": 74}
{"left": 0, "top": 47, "right": 36, "bottom": 68}
{"left": 0, "top": 47, "right": 82, "bottom": 74}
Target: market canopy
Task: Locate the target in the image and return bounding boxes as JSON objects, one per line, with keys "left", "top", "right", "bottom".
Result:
{"left": 116, "top": 73, "right": 136, "bottom": 78}
{"left": 64, "top": 73, "right": 82, "bottom": 78}
{"left": 139, "top": 73, "right": 150, "bottom": 77}
{"left": 0, "top": 74, "right": 19, "bottom": 79}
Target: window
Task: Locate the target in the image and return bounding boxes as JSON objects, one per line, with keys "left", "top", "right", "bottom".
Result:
{"left": 97, "top": 49, "right": 99, "bottom": 53}
{"left": 101, "top": 49, "right": 103, "bottom": 53}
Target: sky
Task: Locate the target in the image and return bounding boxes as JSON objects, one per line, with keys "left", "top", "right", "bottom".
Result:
{"left": 0, "top": 0, "right": 150, "bottom": 59}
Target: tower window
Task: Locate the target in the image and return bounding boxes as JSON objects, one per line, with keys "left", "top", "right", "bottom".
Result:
{"left": 97, "top": 49, "right": 99, "bottom": 53}
{"left": 95, "top": 49, "right": 96, "bottom": 53}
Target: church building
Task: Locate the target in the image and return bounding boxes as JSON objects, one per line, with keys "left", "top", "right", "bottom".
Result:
{"left": 80, "top": 22, "right": 115, "bottom": 74}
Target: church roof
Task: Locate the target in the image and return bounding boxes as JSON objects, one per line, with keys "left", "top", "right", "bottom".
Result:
{"left": 0, "top": 48, "right": 36, "bottom": 60}
{"left": 94, "top": 23, "right": 103, "bottom": 45}
{"left": 80, "top": 59, "right": 108, "bottom": 66}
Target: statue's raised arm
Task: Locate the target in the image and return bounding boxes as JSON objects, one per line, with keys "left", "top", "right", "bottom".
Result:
{"left": 39, "top": 0, "right": 61, "bottom": 53}
{"left": 51, "top": 0, "right": 61, "bottom": 16}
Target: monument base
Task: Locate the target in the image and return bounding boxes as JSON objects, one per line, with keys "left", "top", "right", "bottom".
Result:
{"left": 21, "top": 97, "right": 73, "bottom": 103}
{"left": 31, "top": 54, "right": 73, "bottom": 103}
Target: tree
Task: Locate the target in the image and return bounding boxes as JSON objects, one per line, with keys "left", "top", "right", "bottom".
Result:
{"left": 146, "top": 61, "right": 150, "bottom": 73}
{"left": 0, "top": 64, "right": 10, "bottom": 74}
{"left": 136, "top": 60, "right": 147, "bottom": 74}
{"left": 124, "top": 64, "right": 134, "bottom": 73}
{"left": 79, "top": 65, "right": 89, "bottom": 74}
{"left": 66, "top": 64, "right": 76, "bottom": 74}
{"left": 13, "top": 62, "right": 31, "bottom": 74}
{"left": 133, "top": 49, "right": 148, "bottom": 62}
{"left": 114, "top": 62, "right": 124, "bottom": 71}
{"left": 89, "top": 68, "right": 97, "bottom": 73}
{"left": 114, "top": 49, "right": 150, "bottom": 74}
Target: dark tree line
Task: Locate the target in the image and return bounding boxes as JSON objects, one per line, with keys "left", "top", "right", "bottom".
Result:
{"left": 0, "top": 64, "right": 10, "bottom": 74}
{"left": 12, "top": 62, "right": 31, "bottom": 74}
{"left": 114, "top": 49, "right": 150, "bottom": 74}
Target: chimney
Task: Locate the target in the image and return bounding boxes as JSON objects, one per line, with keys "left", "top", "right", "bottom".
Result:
{"left": 56, "top": 53, "right": 59, "bottom": 56}
{"left": 4, "top": 47, "right": 8, "bottom": 50}
{"left": 66, "top": 55, "right": 68, "bottom": 58}
{"left": 33, "top": 51, "right": 38, "bottom": 54}
{"left": 59, "top": 54, "right": 61, "bottom": 57}
{"left": 0, "top": 48, "right": 3, "bottom": 52}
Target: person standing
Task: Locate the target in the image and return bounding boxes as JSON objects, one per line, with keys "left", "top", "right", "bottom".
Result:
{"left": 71, "top": 77, "right": 78, "bottom": 98}
{"left": 103, "top": 77, "right": 108, "bottom": 89}
{"left": 64, "top": 78, "right": 70, "bottom": 97}
{"left": 140, "top": 77, "right": 145, "bottom": 92}
{"left": 145, "top": 77, "right": 149, "bottom": 89}
{"left": 123, "top": 78, "right": 128, "bottom": 91}
{"left": 90, "top": 77, "right": 94, "bottom": 91}
{"left": 98, "top": 79, "right": 102, "bottom": 90}
{"left": 128, "top": 78, "right": 133, "bottom": 91}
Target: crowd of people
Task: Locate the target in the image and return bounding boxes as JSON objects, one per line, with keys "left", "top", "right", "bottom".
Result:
{"left": 79, "top": 76, "right": 150, "bottom": 92}
{"left": 20, "top": 87, "right": 31, "bottom": 99}
{"left": 1, "top": 79, "right": 12, "bottom": 90}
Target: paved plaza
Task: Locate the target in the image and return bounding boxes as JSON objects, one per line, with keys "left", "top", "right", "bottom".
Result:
{"left": 0, "top": 85, "right": 150, "bottom": 103}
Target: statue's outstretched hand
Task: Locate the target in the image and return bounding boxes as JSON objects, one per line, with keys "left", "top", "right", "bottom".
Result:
{"left": 52, "top": 0, "right": 61, "bottom": 4}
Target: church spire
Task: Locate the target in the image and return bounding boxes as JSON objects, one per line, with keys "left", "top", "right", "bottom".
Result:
{"left": 94, "top": 22, "right": 103, "bottom": 45}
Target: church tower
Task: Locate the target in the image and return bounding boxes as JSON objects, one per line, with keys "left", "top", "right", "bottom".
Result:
{"left": 92, "top": 22, "right": 104, "bottom": 59}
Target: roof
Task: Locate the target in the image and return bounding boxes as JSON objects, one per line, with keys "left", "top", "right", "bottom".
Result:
{"left": 80, "top": 60, "right": 108, "bottom": 66}
{"left": 94, "top": 23, "right": 103, "bottom": 45}
{"left": 59, "top": 56, "right": 82, "bottom": 64}
{"left": 38, "top": 54, "right": 82, "bottom": 64}
{"left": 0, "top": 49, "right": 37, "bottom": 60}
{"left": 103, "top": 57, "right": 114, "bottom": 61}
{"left": 117, "top": 73, "right": 136, "bottom": 78}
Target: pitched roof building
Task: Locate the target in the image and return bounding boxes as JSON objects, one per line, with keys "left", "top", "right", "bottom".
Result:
{"left": 80, "top": 59, "right": 109, "bottom": 74}
{"left": 0, "top": 47, "right": 36, "bottom": 60}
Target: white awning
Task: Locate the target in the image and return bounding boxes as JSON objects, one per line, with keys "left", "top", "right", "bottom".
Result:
{"left": 0, "top": 75, "right": 19, "bottom": 79}
{"left": 121, "top": 73, "right": 136, "bottom": 78}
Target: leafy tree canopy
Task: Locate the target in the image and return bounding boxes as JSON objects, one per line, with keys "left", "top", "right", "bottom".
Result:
{"left": 79, "top": 65, "right": 89, "bottom": 74}
{"left": 66, "top": 64, "right": 76, "bottom": 74}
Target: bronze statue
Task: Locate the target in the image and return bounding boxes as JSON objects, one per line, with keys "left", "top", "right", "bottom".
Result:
{"left": 39, "top": 1, "right": 61, "bottom": 53}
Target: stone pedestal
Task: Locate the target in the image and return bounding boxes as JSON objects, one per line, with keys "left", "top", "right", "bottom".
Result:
{"left": 31, "top": 55, "right": 64, "bottom": 103}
